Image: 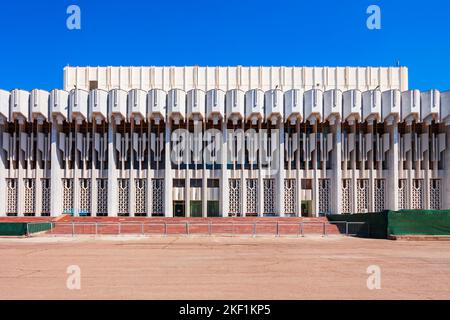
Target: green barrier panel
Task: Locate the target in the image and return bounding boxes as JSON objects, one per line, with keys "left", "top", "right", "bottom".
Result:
{"left": 327, "top": 212, "right": 388, "bottom": 239}
{"left": 387, "top": 210, "right": 450, "bottom": 236}
{"left": 27, "top": 222, "right": 53, "bottom": 235}
{"left": 0, "top": 223, "right": 28, "bottom": 236}
{"left": 0, "top": 222, "right": 53, "bottom": 236}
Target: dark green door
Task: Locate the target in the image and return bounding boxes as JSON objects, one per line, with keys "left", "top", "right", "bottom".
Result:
{"left": 190, "top": 201, "right": 202, "bottom": 217}
{"left": 301, "top": 200, "right": 312, "bottom": 217}
{"left": 207, "top": 201, "right": 220, "bottom": 217}
{"left": 174, "top": 201, "right": 185, "bottom": 217}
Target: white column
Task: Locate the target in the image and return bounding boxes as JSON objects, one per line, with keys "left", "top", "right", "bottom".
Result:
{"left": 444, "top": 125, "right": 450, "bottom": 209}
{"left": 129, "top": 120, "right": 136, "bottom": 217}
{"left": 258, "top": 121, "right": 264, "bottom": 217}
{"left": 17, "top": 120, "right": 25, "bottom": 217}
{"left": 331, "top": 120, "right": 342, "bottom": 214}
{"left": 296, "top": 121, "right": 302, "bottom": 217}
{"left": 107, "top": 119, "right": 118, "bottom": 217}
{"left": 423, "top": 123, "right": 430, "bottom": 209}
{"left": 164, "top": 122, "right": 173, "bottom": 217}
{"left": 387, "top": 121, "right": 399, "bottom": 210}
{"left": 0, "top": 119, "right": 7, "bottom": 216}
{"left": 202, "top": 121, "right": 208, "bottom": 217}
{"left": 50, "top": 118, "right": 63, "bottom": 217}
{"left": 220, "top": 121, "right": 229, "bottom": 217}
{"left": 312, "top": 120, "right": 319, "bottom": 217}
{"left": 277, "top": 119, "right": 285, "bottom": 217}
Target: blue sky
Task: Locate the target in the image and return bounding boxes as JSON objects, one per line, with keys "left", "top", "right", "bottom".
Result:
{"left": 0, "top": 0, "right": 449, "bottom": 91}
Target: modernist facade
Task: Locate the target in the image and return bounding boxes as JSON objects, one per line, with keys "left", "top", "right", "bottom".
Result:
{"left": 0, "top": 66, "right": 449, "bottom": 217}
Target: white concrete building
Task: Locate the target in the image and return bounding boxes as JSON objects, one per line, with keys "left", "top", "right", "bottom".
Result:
{"left": 0, "top": 66, "right": 448, "bottom": 217}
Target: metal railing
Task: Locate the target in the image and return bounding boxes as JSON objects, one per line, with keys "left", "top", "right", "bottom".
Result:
{"left": 40, "top": 221, "right": 370, "bottom": 238}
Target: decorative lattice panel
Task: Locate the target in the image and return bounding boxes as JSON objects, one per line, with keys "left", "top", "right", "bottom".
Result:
{"left": 118, "top": 179, "right": 129, "bottom": 216}
{"left": 430, "top": 179, "right": 441, "bottom": 210}
{"left": 135, "top": 179, "right": 147, "bottom": 216}
{"left": 41, "top": 179, "right": 51, "bottom": 216}
{"left": 23, "top": 178, "right": 36, "bottom": 216}
{"left": 357, "top": 179, "right": 369, "bottom": 213}
{"left": 229, "top": 179, "right": 241, "bottom": 216}
{"left": 79, "top": 179, "right": 91, "bottom": 214}
{"left": 263, "top": 179, "right": 276, "bottom": 215}
{"left": 318, "top": 179, "right": 330, "bottom": 214}
{"left": 62, "top": 179, "right": 74, "bottom": 214}
{"left": 411, "top": 179, "right": 424, "bottom": 210}
{"left": 6, "top": 178, "right": 18, "bottom": 215}
{"left": 97, "top": 179, "right": 108, "bottom": 216}
{"left": 246, "top": 179, "right": 258, "bottom": 216}
{"left": 284, "top": 179, "right": 296, "bottom": 215}
{"left": 374, "top": 179, "right": 385, "bottom": 212}
{"left": 341, "top": 179, "right": 351, "bottom": 214}
{"left": 398, "top": 179, "right": 407, "bottom": 210}
{"left": 152, "top": 179, "right": 164, "bottom": 215}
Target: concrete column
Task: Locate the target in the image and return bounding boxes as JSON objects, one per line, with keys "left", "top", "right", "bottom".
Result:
{"left": 424, "top": 123, "right": 430, "bottom": 209}
{"left": 296, "top": 121, "right": 302, "bottom": 217}
{"left": 331, "top": 120, "right": 342, "bottom": 214}
{"left": 220, "top": 121, "right": 229, "bottom": 217}
{"left": 35, "top": 121, "right": 43, "bottom": 217}
{"left": 312, "top": 120, "right": 319, "bottom": 217}
{"left": 202, "top": 121, "right": 208, "bottom": 218}
{"left": 17, "top": 120, "right": 25, "bottom": 217}
{"left": 129, "top": 121, "right": 136, "bottom": 217}
{"left": 351, "top": 121, "right": 357, "bottom": 214}
{"left": 147, "top": 120, "right": 152, "bottom": 217}
{"left": 107, "top": 119, "right": 118, "bottom": 217}
{"left": 387, "top": 121, "right": 399, "bottom": 210}
{"left": 277, "top": 119, "right": 285, "bottom": 217}
{"left": 0, "top": 120, "right": 7, "bottom": 216}
{"left": 258, "top": 121, "right": 264, "bottom": 217}
{"left": 240, "top": 122, "right": 246, "bottom": 217}
{"left": 164, "top": 122, "right": 173, "bottom": 217}
{"left": 185, "top": 121, "right": 191, "bottom": 218}
{"left": 50, "top": 118, "right": 63, "bottom": 217}
{"left": 444, "top": 125, "right": 450, "bottom": 209}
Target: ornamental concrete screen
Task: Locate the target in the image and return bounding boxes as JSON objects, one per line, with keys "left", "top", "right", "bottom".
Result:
{"left": 0, "top": 66, "right": 449, "bottom": 217}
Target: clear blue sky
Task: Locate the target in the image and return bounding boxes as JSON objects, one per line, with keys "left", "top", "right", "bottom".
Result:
{"left": 0, "top": 0, "right": 449, "bottom": 91}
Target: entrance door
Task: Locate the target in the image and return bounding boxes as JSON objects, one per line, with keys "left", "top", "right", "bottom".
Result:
{"left": 190, "top": 201, "right": 202, "bottom": 217}
{"left": 301, "top": 200, "right": 312, "bottom": 217}
{"left": 173, "top": 201, "right": 185, "bottom": 217}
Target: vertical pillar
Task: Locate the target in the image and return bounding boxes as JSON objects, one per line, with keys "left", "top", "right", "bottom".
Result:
{"left": 185, "top": 121, "right": 191, "bottom": 218}
{"left": 423, "top": 123, "right": 430, "bottom": 209}
{"left": 331, "top": 120, "right": 342, "bottom": 214}
{"left": 0, "top": 119, "right": 7, "bottom": 216}
{"left": 129, "top": 120, "right": 136, "bottom": 217}
{"left": 277, "top": 119, "right": 285, "bottom": 217}
{"left": 258, "top": 121, "right": 264, "bottom": 217}
{"left": 387, "top": 120, "right": 399, "bottom": 210}
{"left": 202, "top": 121, "right": 208, "bottom": 217}
{"left": 220, "top": 120, "right": 229, "bottom": 217}
{"left": 17, "top": 120, "right": 25, "bottom": 217}
{"left": 108, "top": 119, "right": 118, "bottom": 217}
{"left": 444, "top": 125, "right": 450, "bottom": 209}
{"left": 296, "top": 121, "right": 302, "bottom": 217}
{"left": 312, "top": 119, "right": 319, "bottom": 217}
{"left": 240, "top": 121, "right": 246, "bottom": 217}
{"left": 50, "top": 118, "right": 63, "bottom": 217}
{"left": 164, "top": 122, "right": 173, "bottom": 217}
